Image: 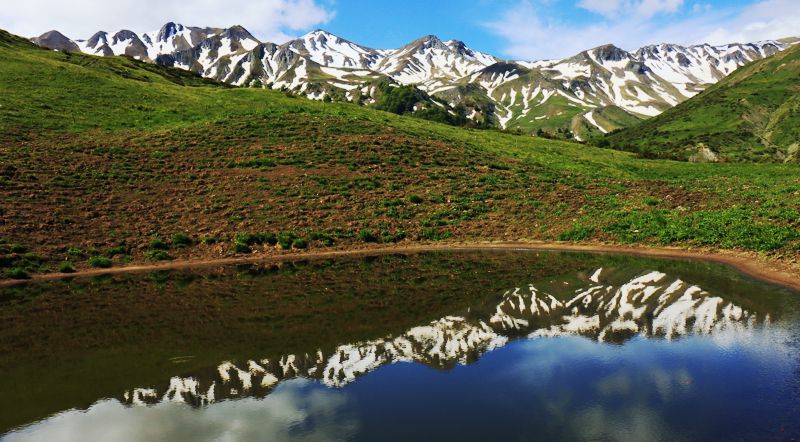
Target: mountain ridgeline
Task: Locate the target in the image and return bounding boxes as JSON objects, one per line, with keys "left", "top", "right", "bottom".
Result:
{"left": 30, "top": 23, "right": 793, "bottom": 142}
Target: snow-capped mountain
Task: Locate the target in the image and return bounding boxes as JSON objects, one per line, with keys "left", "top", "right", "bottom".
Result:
{"left": 31, "top": 23, "right": 794, "bottom": 137}
{"left": 289, "top": 29, "right": 383, "bottom": 69}
{"left": 119, "top": 268, "right": 772, "bottom": 407}
{"left": 477, "top": 41, "right": 787, "bottom": 138}
{"left": 375, "top": 35, "right": 498, "bottom": 90}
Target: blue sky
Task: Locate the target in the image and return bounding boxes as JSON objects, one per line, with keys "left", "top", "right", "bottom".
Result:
{"left": 322, "top": 0, "right": 753, "bottom": 53}
{"left": 3, "top": 0, "right": 799, "bottom": 60}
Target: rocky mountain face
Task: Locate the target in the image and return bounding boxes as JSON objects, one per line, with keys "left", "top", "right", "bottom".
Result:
{"left": 120, "top": 268, "right": 770, "bottom": 407}
{"left": 605, "top": 43, "right": 800, "bottom": 162}
{"left": 32, "top": 23, "right": 794, "bottom": 138}
{"left": 30, "top": 30, "right": 80, "bottom": 52}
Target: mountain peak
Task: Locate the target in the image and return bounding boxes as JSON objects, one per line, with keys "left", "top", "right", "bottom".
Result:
{"left": 590, "top": 44, "right": 630, "bottom": 62}
{"left": 112, "top": 30, "right": 138, "bottom": 41}
{"left": 35, "top": 30, "right": 70, "bottom": 40}
{"left": 222, "top": 25, "right": 256, "bottom": 42}
{"left": 86, "top": 31, "right": 109, "bottom": 47}
{"left": 301, "top": 29, "right": 339, "bottom": 41}
{"left": 156, "top": 22, "right": 183, "bottom": 42}
{"left": 421, "top": 34, "right": 443, "bottom": 45}
{"left": 402, "top": 34, "right": 447, "bottom": 52}
{"left": 31, "top": 30, "right": 79, "bottom": 52}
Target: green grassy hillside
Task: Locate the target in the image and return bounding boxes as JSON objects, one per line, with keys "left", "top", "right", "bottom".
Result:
{"left": 0, "top": 29, "right": 799, "bottom": 278}
{"left": 604, "top": 44, "right": 800, "bottom": 162}
{"left": 573, "top": 106, "right": 643, "bottom": 141}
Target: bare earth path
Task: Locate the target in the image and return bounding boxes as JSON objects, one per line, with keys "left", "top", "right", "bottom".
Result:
{"left": 2, "top": 241, "right": 798, "bottom": 291}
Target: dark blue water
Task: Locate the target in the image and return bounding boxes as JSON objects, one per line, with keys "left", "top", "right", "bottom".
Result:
{"left": 1, "top": 251, "right": 798, "bottom": 441}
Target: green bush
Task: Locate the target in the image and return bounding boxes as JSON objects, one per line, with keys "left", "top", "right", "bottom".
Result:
{"left": 559, "top": 226, "right": 595, "bottom": 241}
{"left": 374, "top": 83, "right": 429, "bottom": 115}
{"left": 233, "top": 242, "right": 252, "bottom": 254}
{"left": 420, "top": 228, "right": 451, "bottom": 241}
{"left": 171, "top": 233, "right": 193, "bottom": 247}
{"left": 408, "top": 194, "right": 424, "bottom": 204}
{"left": 105, "top": 245, "right": 127, "bottom": 257}
{"left": 144, "top": 250, "right": 172, "bottom": 261}
{"left": 148, "top": 238, "right": 169, "bottom": 250}
{"left": 309, "top": 231, "right": 335, "bottom": 246}
{"left": 292, "top": 238, "right": 308, "bottom": 249}
{"left": 382, "top": 230, "right": 407, "bottom": 243}
{"left": 277, "top": 231, "right": 297, "bottom": 250}
{"left": 358, "top": 229, "right": 380, "bottom": 243}
{"left": 200, "top": 236, "right": 219, "bottom": 245}
{"left": 6, "top": 267, "right": 30, "bottom": 279}
{"left": 235, "top": 233, "right": 278, "bottom": 246}
{"left": 58, "top": 262, "right": 76, "bottom": 273}
{"left": 9, "top": 244, "right": 27, "bottom": 253}
{"left": 66, "top": 247, "right": 85, "bottom": 258}
{"left": 87, "top": 256, "right": 112, "bottom": 268}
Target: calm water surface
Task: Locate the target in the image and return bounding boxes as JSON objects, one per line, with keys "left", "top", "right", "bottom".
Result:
{"left": 0, "top": 251, "right": 798, "bottom": 441}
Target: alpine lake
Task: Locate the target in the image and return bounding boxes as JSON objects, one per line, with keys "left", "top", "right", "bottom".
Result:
{"left": 1, "top": 250, "right": 798, "bottom": 441}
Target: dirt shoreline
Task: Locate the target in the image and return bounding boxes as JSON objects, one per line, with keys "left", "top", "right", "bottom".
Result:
{"left": 1, "top": 241, "right": 798, "bottom": 291}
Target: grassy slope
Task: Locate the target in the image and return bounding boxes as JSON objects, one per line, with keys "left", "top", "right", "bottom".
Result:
{"left": 0, "top": 29, "right": 799, "bottom": 277}
{"left": 605, "top": 44, "right": 800, "bottom": 162}
{"left": 573, "top": 106, "right": 643, "bottom": 141}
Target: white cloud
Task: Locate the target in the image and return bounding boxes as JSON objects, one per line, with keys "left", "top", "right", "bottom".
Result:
{"left": 3, "top": 379, "right": 359, "bottom": 442}
{"left": 577, "top": 0, "right": 625, "bottom": 17}
{"left": 577, "top": 0, "right": 684, "bottom": 18}
{"left": 0, "top": 0, "right": 335, "bottom": 43}
{"left": 699, "top": 0, "right": 800, "bottom": 45}
{"left": 486, "top": 1, "right": 650, "bottom": 60}
{"left": 635, "top": 0, "right": 684, "bottom": 17}
{"left": 487, "top": 0, "right": 800, "bottom": 61}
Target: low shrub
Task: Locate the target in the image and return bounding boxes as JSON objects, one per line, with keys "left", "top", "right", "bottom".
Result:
{"left": 358, "top": 229, "right": 380, "bottom": 243}
{"left": 559, "top": 226, "right": 595, "bottom": 241}
{"left": 66, "top": 247, "right": 85, "bottom": 258}
{"left": 277, "top": 232, "right": 297, "bottom": 250}
{"left": 236, "top": 233, "right": 277, "bottom": 246}
{"left": 233, "top": 242, "right": 252, "bottom": 254}
{"left": 6, "top": 268, "right": 30, "bottom": 279}
{"left": 419, "top": 228, "right": 451, "bottom": 241}
{"left": 144, "top": 250, "right": 172, "bottom": 261}
{"left": 408, "top": 194, "right": 424, "bottom": 204}
{"left": 171, "top": 233, "right": 193, "bottom": 247}
{"left": 200, "top": 236, "right": 219, "bottom": 245}
{"left": 643, "top": 197, "right": 661, "bottom": 207}
{"left": 382, "top": 230, "right": 407, "bottom": 243}
{"left": 106, "top": 245, "right": 128, "bottom": 257}
{"left": 309, "top": 231, "right": 334, "bottom": 246}
{"left": 87, "top": 256, "right": 112, "bottom": 268}
{"left": 9, "top": 244, "right": 27, "bottom": 253}
{"left": 148, "top": 238, "right": 169, "bottom": 250}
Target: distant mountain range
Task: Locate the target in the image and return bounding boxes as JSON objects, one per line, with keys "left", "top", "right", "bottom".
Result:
{"left": 606, "top": 42, "right": 800, "bottom": 162}
{"left": 30, "top": 24, "right": 797, "bottom": 138}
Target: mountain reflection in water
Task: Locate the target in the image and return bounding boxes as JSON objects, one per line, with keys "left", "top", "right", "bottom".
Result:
{"left": 1, "top": 251, "right": 797, "bottom": 442}
{"left": 119, "top": 268, "right": 774, "bottom": 407}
